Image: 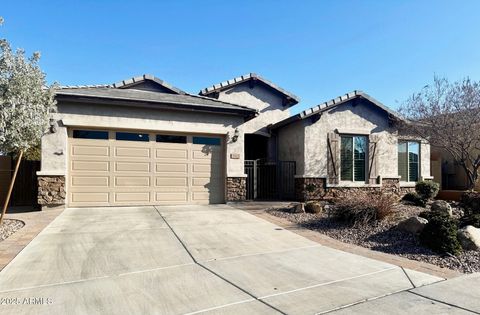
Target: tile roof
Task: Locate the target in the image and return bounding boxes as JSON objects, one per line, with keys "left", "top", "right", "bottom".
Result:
{"left": 270, "top": 90, "right": 403, "bottom": 130}
{"left": 112, "top": 74, "right": 187, "bottom": 95}
{"left": 59, "top": 74, "right": 187, "bottom": 95}
{"left": 199, "top": 73, "right": 300, "bottom": 106}
{"left": 55, "top": 87, "right": 257, "bottom": 118}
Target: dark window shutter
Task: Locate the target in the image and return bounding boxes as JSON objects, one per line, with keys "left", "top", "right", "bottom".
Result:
{"left": 368, "top": 134, "right": 379, "bottom": 184}
{"left": 327, "top": 132, "right": 340, "bottom": 184}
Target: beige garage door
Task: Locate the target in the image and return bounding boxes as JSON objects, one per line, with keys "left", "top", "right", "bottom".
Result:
{"left": 68, "top": 129, "right": 224, "bottom": 207}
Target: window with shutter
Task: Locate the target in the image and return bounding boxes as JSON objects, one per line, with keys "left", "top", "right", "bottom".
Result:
{"left": 341, "top": 135, "right": 367, "bottom": 182}
{"left": 398, "top": 141, "right": 420, "bottom": 182}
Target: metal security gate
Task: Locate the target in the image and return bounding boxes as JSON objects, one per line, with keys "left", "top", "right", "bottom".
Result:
{"left": 245, "top": 159, "right": 295, "bottom": 200}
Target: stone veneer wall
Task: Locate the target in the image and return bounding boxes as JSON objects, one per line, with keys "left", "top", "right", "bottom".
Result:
{"left": 295, "top": 177, "right": 415, "bottom": 202}
{"left": 38, "top": 176, "right": 66, "bottom": 205}
{"left": 226, "top": 177, "right": 246, "bottom": 201}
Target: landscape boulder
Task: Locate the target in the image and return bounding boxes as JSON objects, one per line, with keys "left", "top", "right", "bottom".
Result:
{"left": 398, "top": 216, "right": 428, "bottom": 234}
{"left": 305, "top": 202, "right": 323, "bottom": 214}
{"left": 431, "top": 200, "right": 453, "bottom": 217}
{"left": 292, "top": 203, "right": 305, "bottom": 213}
{"left": 457, "top": 225, "right": 480, "bottom": 250}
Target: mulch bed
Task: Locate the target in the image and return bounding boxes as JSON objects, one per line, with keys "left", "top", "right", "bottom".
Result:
{"left": 0, "top": 219, "right": 25, "bottom": 242}
{"left": 267, "top": 203, "right": 480, "bottom": 274}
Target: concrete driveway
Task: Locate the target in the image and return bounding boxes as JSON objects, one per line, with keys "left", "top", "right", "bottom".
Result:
{"left": 0, "top": 205, "right": 474, "bottom": 314}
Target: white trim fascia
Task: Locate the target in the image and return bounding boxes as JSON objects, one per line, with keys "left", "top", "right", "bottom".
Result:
{"left": 36, "top": 171, "right": 65, "bottom": 176}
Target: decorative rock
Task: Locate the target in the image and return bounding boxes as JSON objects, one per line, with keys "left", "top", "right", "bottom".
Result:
{"left": 292, "top": 203, "right": 305, "bottom": 213}
{"left": 457, "top": 225, "right": 480, "bottom": 250}
{"left": 226, "top": 177, "right": 246, "bottom": 201}
{"left": 397, "top": 216, "right": 428, "bottom": 234}
{"left": 37, "top": 176, "right": 66, "bottom": 205}
{"left": 305, "top": 202, "right": 323, "bottom": 214}
{"left": 431, "top": 200, "right": 453, "bottom": 216}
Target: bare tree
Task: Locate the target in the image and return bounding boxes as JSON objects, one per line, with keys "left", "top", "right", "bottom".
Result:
{"left": 399, "top": 76, "right": 480, "bottom": 190}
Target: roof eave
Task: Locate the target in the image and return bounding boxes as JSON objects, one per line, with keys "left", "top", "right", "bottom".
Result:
{"left": 199, "top": 73, "right": 300, "bottom": 107}
{"left": 55, "top": 93, "right": 257, "bottom": 119}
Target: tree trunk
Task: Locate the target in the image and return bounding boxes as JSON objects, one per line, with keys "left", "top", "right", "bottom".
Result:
{"left": 0, "top": 150, "right": 24, "bottom": 225}
{"left": 461, "top": 163, "right": 477, "bottom": 191}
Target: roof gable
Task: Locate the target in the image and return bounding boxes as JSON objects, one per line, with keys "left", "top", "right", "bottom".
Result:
{"left": 270, "top": 90, "right": 403, "bottom": 130}
{"left": 199, "top": 73, "right": 300, "bottom": 107}
{"left": 112, "top": 74, "right": 186, "bottom": 95}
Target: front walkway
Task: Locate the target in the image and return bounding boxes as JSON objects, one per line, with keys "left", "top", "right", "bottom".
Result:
{"left": 0, "top": 205, "right": 477, "bottom": 314}
{"left": 0, "top": 208, "right": 63, "bottom": 271}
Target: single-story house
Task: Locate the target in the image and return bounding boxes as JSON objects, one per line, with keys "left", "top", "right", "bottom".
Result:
{"left": 37, "top": 73, "right": 432, "bottom": 209}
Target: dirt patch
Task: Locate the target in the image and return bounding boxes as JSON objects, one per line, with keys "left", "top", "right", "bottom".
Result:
{"left": 0, "top": 219, "right": 25, "bottom": 242}
{"left": 267, "top": 203, "right": 480, "bottom": 274}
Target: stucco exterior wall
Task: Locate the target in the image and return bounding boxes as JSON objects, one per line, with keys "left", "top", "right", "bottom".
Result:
{"left": 40, "top": 102, "right": 246, "bottom": 178}
{"left": 216, "top": 83, "right": 290, "bottom": 135}
{"left": 303, "top": 101, "right": 399, "bottom": 178}
{"left": 282, "top": 100, "right": 431, "bottom": 186}
{"left": 276, "top": 120, "right": 306, "bottom": 175}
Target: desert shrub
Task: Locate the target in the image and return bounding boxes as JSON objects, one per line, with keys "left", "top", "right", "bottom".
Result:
{"left": 305, "top": 184, "right": 317, "bottom": 193}
{"left": 419, "top": 212, "right": 461, "bottom": 255}
{"left": 331, "top": 191, "right": 397, "bottom": 226}
{"left": 305, "top": 201, "right": 322, "bottom": 214}
{"left": 459, "top": 214, "right": 480, "bottom": 228}
{"left": 461, "top": 192, "right": 480, "bottom": 215}
{"left": 415, "top": 181, "right": 440, "bottom": 200}
{"left": 402, "top": 192, "right": 427, "bottom": 207}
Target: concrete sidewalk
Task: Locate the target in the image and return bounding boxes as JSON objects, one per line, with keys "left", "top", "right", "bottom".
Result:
{"left": 0, "top": 204, "right": 477, "bottom": 314}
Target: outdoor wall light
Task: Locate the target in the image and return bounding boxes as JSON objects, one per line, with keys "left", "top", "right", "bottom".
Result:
{"left": 232, "top": 128, "right": 240, "bottom": 142}
{"left": 49, "top": 118, "right": 57, "bottom": 133}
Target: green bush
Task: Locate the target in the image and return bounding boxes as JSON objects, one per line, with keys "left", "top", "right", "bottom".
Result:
{"left": 332, "top": 191, "right": 397, "bottom": 226}
{"left": 402, "top": 192, "right": 427, "bottom": 207}
{"left": 461, "top": 192, "right": 480, "bottom": 215}
{"left": 459, "top": 214, "right": 480, "bottom": 228}
{"left": 415, "top": 181, "right": 440, "bottom": 200}
{"left": 419, "top": 212, "right": 462, "bottom": 255}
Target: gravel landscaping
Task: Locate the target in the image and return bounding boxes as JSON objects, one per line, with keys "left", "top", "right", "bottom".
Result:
{"left": 0, "top": 219, "right": 25, "bottom": 242}
{"left": 267, "top": 202, "right": 480, "bottom": 274}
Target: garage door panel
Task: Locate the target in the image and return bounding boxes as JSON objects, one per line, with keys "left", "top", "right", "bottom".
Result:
{"left": 69, "top": 130, "right": 224, "bottom": 206}
{"left": 71, "top": 176, "right": 109, "bottom": 187}
{"left": 115, "top": 176, "right": 150, "bottom": 187}
{"left": 71, "top": 192, "right": 109, "bottom": 203}
{"left": 155, "top": 163, "right": 188, "bottom": 173}
{"left": 72, "top": 145, "right": 109, "bottom": 157}
{"left": 115, "top": 161, "right": 150, "bottom": 172}
{"left": 192, "top": 150, "right": 222, "bottom": 162}
{"left": 155, "top": 148, "right": 188, "bottom": 159}
{"left": 155, "top": 177, "right": 188, "bottom": 187}
{"left": 72, "top": 161, "right": 109, "bottom": 171}
{"left": 192, "top": 191, "right": 223, "bottom": 203}
{"left": 114, "top": 192, "right": 151, "bottom": 203}
{"left": 155, "top": 192, "right": 188, "bottom": 203}
{"left": 193, "top": 164, "right": 212, "bottom": 173}
{"left": 115, "top": 147, "right": 150, "bottom": 158}
{"left": 192, "top": 177, "right": 223, "bottom": 186}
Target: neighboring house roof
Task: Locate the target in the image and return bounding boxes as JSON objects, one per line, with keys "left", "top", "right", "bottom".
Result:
{"left": 55, "top": 86, "right": 257, "bottom": 119}
{"left": 270, "top": 90, "right": 403, "bottom": 130}
{"left": 199, "top": 73, "right": 300, "bottom": 107}
{"left": 60, "top": 74, "right": 187, "bottom": 95}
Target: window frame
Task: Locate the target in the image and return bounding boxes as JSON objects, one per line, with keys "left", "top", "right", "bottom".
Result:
{"left": 156, "top": 134, "right": 187, "bottom": 144}
{"left": 398, "top": 140, "right": 420, "bottom": 182}
{"left": 115, "top": 132, "right": 150, "bottom": 142}
{"left": 192, "top": 136, "right": 221, "bottom": 146}
{"left": 72, "top": 129, "right": 109, "bottom": 140}
{"left": 340, "top": 135, "right": 368, "bottom": 183}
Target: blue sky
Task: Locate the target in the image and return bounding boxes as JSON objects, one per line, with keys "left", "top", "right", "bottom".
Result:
{"left": 2, "top": 0, "right": 480, "bottom": 114}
